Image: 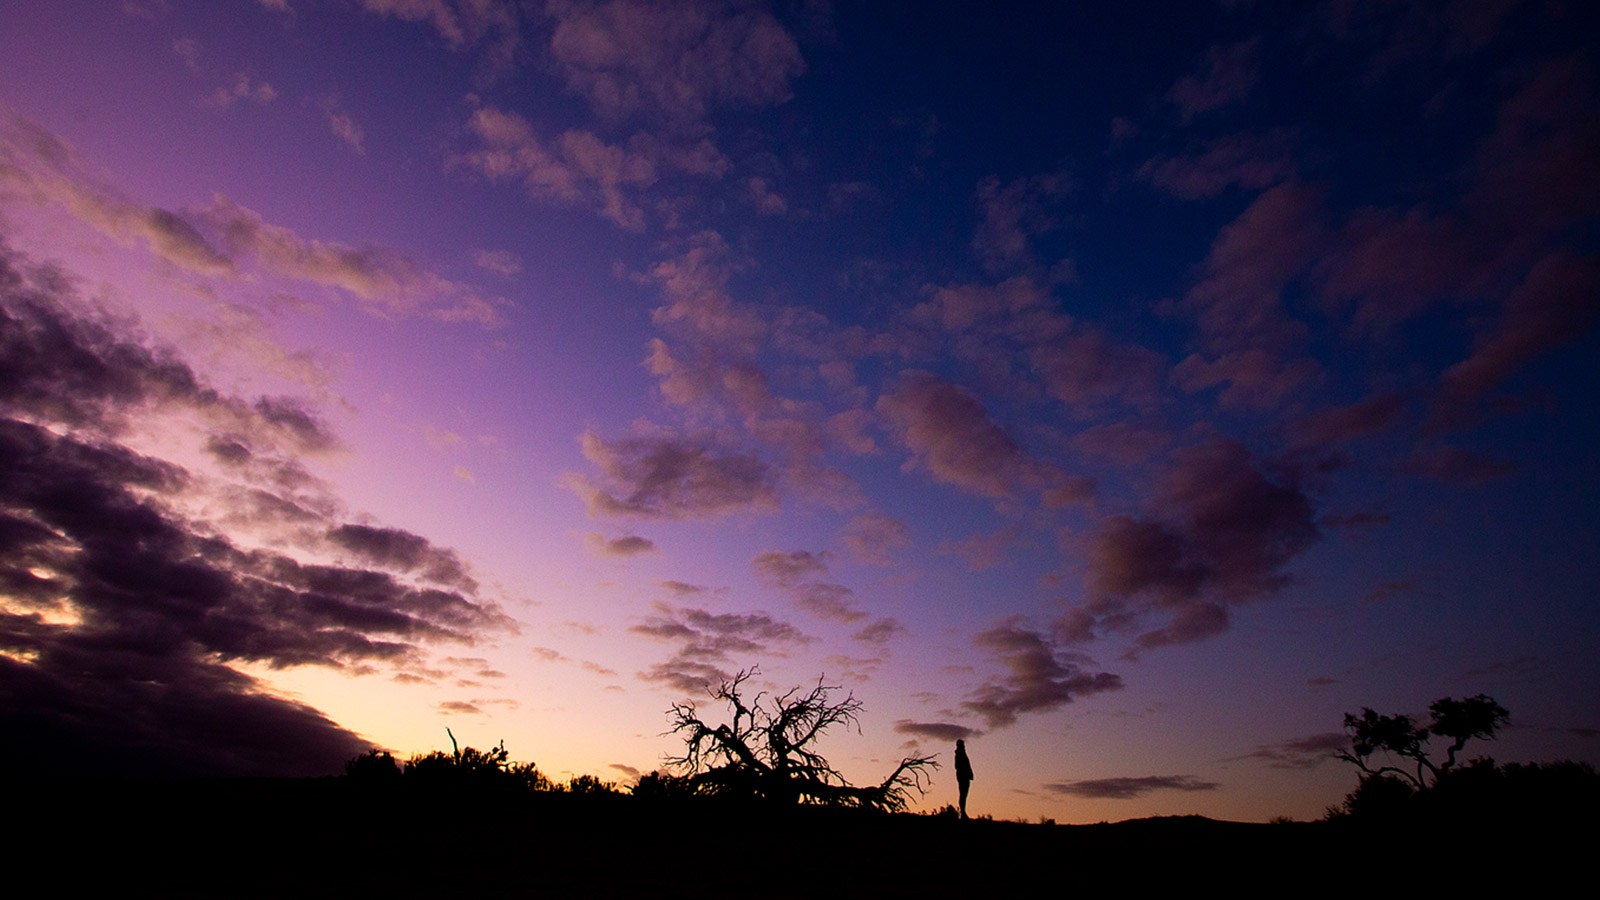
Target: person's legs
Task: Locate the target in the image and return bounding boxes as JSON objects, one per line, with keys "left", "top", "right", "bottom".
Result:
{"left": 958, "top": 779, "right": 969, "bottom": 818}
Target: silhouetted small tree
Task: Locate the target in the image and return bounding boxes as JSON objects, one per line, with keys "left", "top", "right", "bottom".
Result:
{"left": 1336, "top": 694, "right": 1509, "bottom": 790}
{"left": 666, "top": 668, "right": 937, "bottom": 812}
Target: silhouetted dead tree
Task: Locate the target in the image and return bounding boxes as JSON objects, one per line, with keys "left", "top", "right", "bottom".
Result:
{"left": 666, "top": 669, "right": 937, "bottom": 812}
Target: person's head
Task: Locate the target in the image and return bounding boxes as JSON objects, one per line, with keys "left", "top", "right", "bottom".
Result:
{"left": 956, "top": 739, "right": 965, "bottom": 749}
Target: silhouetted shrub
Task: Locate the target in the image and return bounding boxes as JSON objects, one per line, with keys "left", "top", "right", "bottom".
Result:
{"left": 344, "top": 748, "right": 402, "bottom": 779}
{"left": 558, "top": 773, "right": 618, "bottom": 795}
{"left": 630, "top": 770, "right": 692, "bottom": 801}
{"left": 509, "top": 761, "right": 553, "bottom": 792}
{"left": 392, "top": 730, "right": 552, "bottom": 791}
{"left": 1330, "top": 774, "right": 1415, "bottom": 820}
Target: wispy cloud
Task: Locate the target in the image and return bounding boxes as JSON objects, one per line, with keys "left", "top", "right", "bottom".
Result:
{"left": 1044, "top": 775, "right": 1220, "bottom": 799}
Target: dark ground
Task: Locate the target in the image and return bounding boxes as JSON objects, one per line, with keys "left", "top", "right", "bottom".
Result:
{"left": 14, "top": 778, "right": 1587, "bottom": 896}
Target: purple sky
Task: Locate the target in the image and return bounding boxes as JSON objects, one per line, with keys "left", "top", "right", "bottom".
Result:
{"left": 1, "top": 0, "right": 1596, "bottom": 822}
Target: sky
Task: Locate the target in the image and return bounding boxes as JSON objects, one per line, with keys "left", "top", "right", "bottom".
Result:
{"left": 1, "top": 0, "right": 1596, "bottom": 824}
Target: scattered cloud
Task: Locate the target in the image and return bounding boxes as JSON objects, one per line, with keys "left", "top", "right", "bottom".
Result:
{"left": 568, "top": 430, "right": 779, "bottom": 519}
{"left": 1231, "top": 732, "right": 1346, "bottom": 769}
{"left": 585, "top": 532, "right": 658, "bottom": 557}
{"left": 1044, "top": 775, "right": 1220, "bottom": 799}
{"left": 474, "top": 248, "right": 523, "bottom": 276}
{"left": 877, "top": 370, "right": 1048, "bottom": 499}
{"left": 1398, "top": 445, "right": 1515, "bottom": 486}
{"left": 543, "top": 0, "right": 805, "bottom": 121}
{"left": 962, "top": 621, "right": 1122, "bottom": 728}
{"left": 852, "top": 617, "right": 903, "bottom": 644}
{"left": 746, "top": 176, "right": 787, "bottom": 215}
{"left": 1085, "top": 438, "right": 1319, "bottom": 650}
{"left": 631, "top": 602, "right": 808, "bottom": 694}
{"left": 894, "top": 721, "right": 981, "bottom": 742}
{"left": 939, "top": 526, "right": 1025, "bottom": 572}
{"left": 460, "top": 107, "right": 659, "bottom": 230}
{"left": 841, "top": 511, "right": 910, "bottom": 565}
{"left": 0, "top": 112, "right": 504, "bottom": 326}
{"left": 971, "top": 172, "right": 1069, "bottom": 273}
{"left": 321, "top": 98, "right": 365, "bottom": 154}
{"left": 207, "top": 71, "right": 277, "bottom": 108}
{"left": 1137, "top": 129, "right": 1297, "bottom": 199}
{"left": 1169, "top": 38, "right": 1258, "bottom": 121}
{"left": 750, "top": 549, "right": 828, "bottom": 585}
{"left": 0, "top": 244, "right": 509, "bottom": 776}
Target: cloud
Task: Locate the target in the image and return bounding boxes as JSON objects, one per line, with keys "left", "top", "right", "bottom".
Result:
{"left": 971, "top": 172, "right": 1069, "bottom": 273}
{"left": 746, "top": 176, "right": 787, "bottom": 215}
{"left": 568, "top": 430, "right": 779, "bottom": 519}
{"left": 474, "top": 248, "right": 523, "bottom": 276}
{"left": 750, "top": 549, "right": 828, "bottom": 586}
{"left": 207, "top": 72, "right": 277, "bottom": 108}
{"left": 460, "top": 107, "right": 660, "bottom": 230}
{"left": 1169, "top": 38, "right": 1257, "bottom": 121}
{"left": 939, "top": 526, "right": 1025, "bottom": 572}
{"left": 1398, "top": 445, "right": 1515, "bottom": 486}
{"left": 876, "top": 370, "right": 1048, "bottom": 499}
{"left": 790, "top": 582, "right": 867, "bottom": 624}
{"left": 543, "top": 0, "right": 805, "bottom": 121}
{"left": 328, "top": 524, "right": 478, "bottom": 590}
{"left": 826, "top": 408, "right": 877, "bottom": 454}
{"left": 1231, "top": 732, "right": 1346, "bottom": 769}
{"left": 1028, "top": 329, "right": 1167, "bottom": 418}
{"left": 1172, "top": 349, "right": 1321, "bottom": 412}
{"left": 0, "top": 112, "right": 503, "bottom": 326}
{"left": 909, "top": 276, "right": 1060, "bottom": 340}
{"left": 1043, "top": 775, "right": 1220, "bottom": 800}
{"left": 321, "top": 98, "right": 365, "bottom": 154}
{"left": 1435, "top": 253, "right": 1600, "bottom": 414}
{"left": 631, "top": 602, "right": 807, "bottom": 693}
{"left": 1085, "top": 438, "right": 1318, "bottom": 649}
{"left": 1176, "top": 182, "right": 1325, "bottom": 408}
{"left": 0, "top": 112, "right": 234, "bottom": 278}
{"left": 647, "top": 230, "right": 764, "bottom": 354}
{"left": 1070, "top": 422, "right": 1172, "bottom": 467}
{"left": 841, "top": 511, "right": 910, "bottom": 565}
{"left": 0, "top": 245, "right": 509, "bottom": 776}
{"left": 961, "top": 621, "right": 1122, "bottom": 729}
{"left": 1318, "top": 0, "right": 1521, "bottom": 78}
{"left": 1137, "top": 129, "right": 1297, "bottom": 199}
{"left": 1290, "top": 392, "right": 1409, "bottom": 449}
{"left": 357, "top": 0, "right": 521, "bottom": 72}
{"left": 585, "top": 532, "right": 658, "bottom": 557}
{"left": 172, "top": 37, "right": 201, "bottom": 70}
{"left": 204, "top": 194, "right": 504, "bottom": 324}
{"left": 751, "top": 550, "right": 869, "bottom": 624}
{"left": 852, "top": 617, "right": 904, "bottom": 644}
{"left": 0, "top": 256, "right": 343, "bottom": 457}
{"left": 894, "top": 721, "right": 981, "bottom": 742}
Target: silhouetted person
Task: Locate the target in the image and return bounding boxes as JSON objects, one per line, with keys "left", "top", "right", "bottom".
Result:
{"left": 954, "top": 739, "right": 973, "bottom": 819}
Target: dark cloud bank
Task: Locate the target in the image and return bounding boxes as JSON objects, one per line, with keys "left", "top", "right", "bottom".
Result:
{"left": 0, "top": 241, "right": 506, "bottom": 777}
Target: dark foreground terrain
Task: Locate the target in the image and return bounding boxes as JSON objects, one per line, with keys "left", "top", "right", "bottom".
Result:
{"left": 16, "top": 778, "right": 1588, "bottom": 896}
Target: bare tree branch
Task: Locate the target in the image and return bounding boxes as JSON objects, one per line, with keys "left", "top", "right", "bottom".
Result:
{"left": 664, "top": 668, "right": 939, "bottom": 811}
